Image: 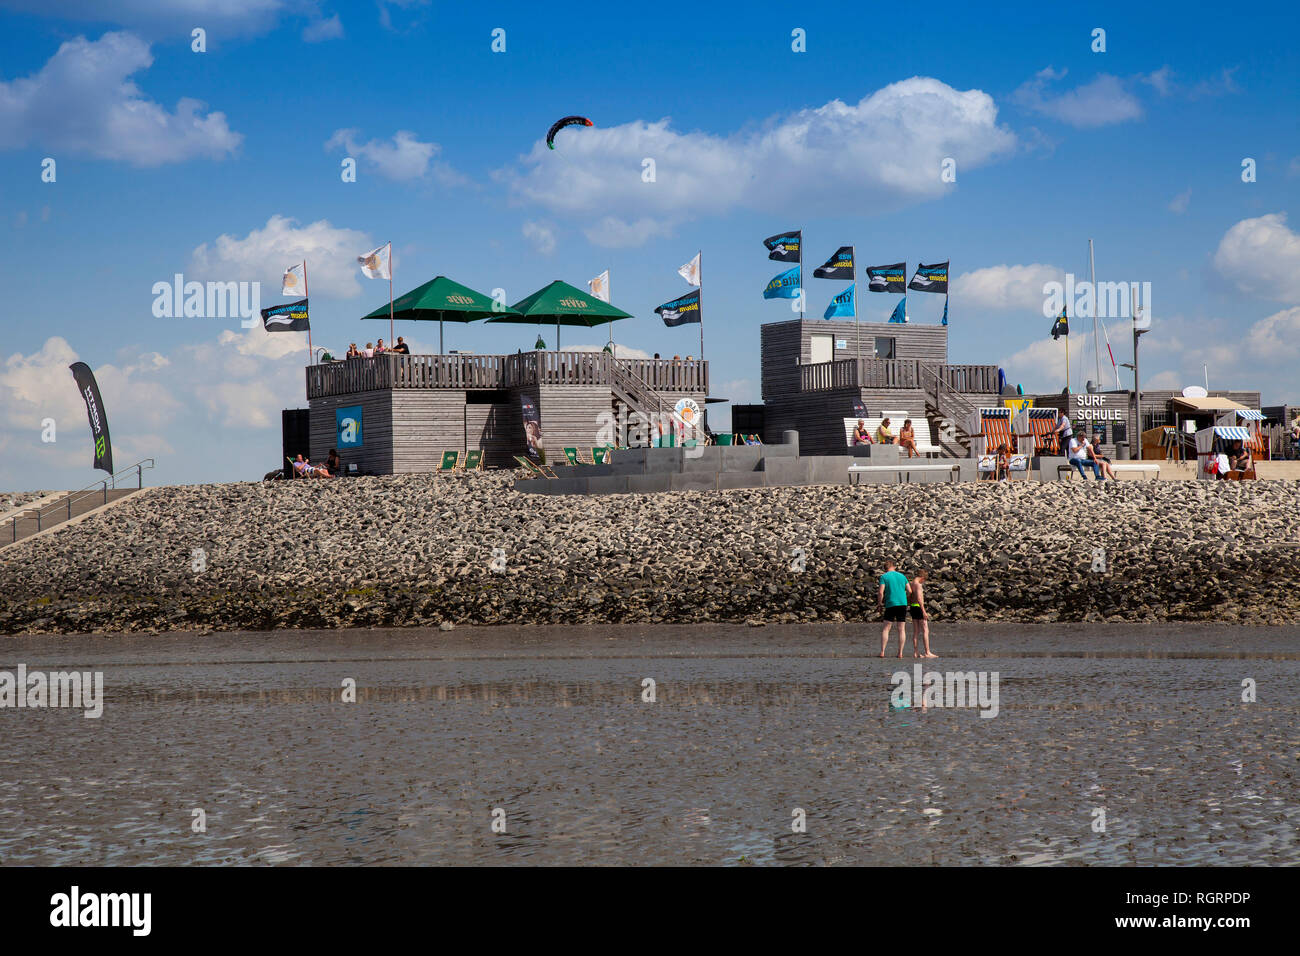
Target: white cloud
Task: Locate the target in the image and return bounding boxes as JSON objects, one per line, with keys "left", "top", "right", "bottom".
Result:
{"left": 1212, "top": 213, "right": 1300, "bottom": 303}
{"left": 1244, "top": 306, "right": 1300, "bottom": 364}
{"left": 1013, "top": 68, "right": 1142, "bottom": 128}
{"left": 1168, "top": 188, "right": 1191, "bottom": 214}
{"left": 952, "top": 263, "right": 1064, "bottom": 312}
{"left": 302, "top": 14, "right": 343, "bottom": 42}
{"left": 0, "top": 32, "right": 242, "bottom": 166}
{"left": 189, "top": 214, "right": 376, "bottom": 299}
{"left": 499, "top": 77, "right": 1017, "bottom": 247}
{"left": 325, "top": 128, "right": 462, "bottom": 183}
{"left": 0, "top": 1, "right": 308, "bottom": 37}
{"left": 1141, "top": 66, "right": 1174, "bottom": 97}
{"left": 521, "top": 221, "right": 556, "bottom": 255}
{"left": 199, "top": 381, "right": 280, "bottom": 429}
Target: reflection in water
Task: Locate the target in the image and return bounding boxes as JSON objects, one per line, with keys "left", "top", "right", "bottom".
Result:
{"left": 0, "top": 631, "right": 1296, "bottom": 866}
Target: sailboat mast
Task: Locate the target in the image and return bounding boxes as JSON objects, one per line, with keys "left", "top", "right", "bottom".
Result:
{"left": 1088, "top": 239, "right": 1100, "bottom": 389}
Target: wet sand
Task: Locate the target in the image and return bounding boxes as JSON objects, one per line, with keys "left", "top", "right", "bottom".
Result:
{"left": 1, "top": 623, "right": 1296, "bottom": 865}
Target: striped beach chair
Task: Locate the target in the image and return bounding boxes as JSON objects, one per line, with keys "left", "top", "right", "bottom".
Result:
{"left": 975, "top": 407, "right": 1015, "bottom": 458}
{"left": 1024, "top": 407, "right": 1062, "bottom": 455}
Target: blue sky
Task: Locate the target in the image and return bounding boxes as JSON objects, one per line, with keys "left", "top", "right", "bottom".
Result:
{"left": 1, "top": 0, "right": 1297, "bottom": 490}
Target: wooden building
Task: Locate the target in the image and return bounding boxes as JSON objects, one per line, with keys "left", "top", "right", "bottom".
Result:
{"left": 758, "top": 318, "right": 1002, "bottom": 456}
{"left": 304, "top": 351, "right": 708, "bottom": 472}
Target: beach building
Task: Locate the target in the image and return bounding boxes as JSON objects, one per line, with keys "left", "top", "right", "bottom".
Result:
{"left": 298, "top": 351, "right": 708, "bottom": 473}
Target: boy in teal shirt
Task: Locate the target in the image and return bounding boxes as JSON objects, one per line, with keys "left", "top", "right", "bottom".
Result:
{"left": 878, "top": 561, "right": 910, "bottom": 658}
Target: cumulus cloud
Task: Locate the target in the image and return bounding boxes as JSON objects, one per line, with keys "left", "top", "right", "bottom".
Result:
{"left": 325, "top": 129, "right": 462, "bottom": 183}
{"left": 1140, "top": 66, "right": 1174, "bottom": 97}
{"left": 0, "top": 0, "right": 308, "bottom": 37}
{"left": 521, "top": 221, "right": 557, "bottom": 255}
{"left": 1212, "top": 213, "right": 1300, "bottom": 303}
{"left": 0, "top": 32, "right": 242, "bottom": 165}
{"left": 951, "top": 263, "right": 1065, "bottom": 312}
{"left": 1168, "top": 188, "right": 1191, "bottom": 214}
{"left": 1244, "top": 305, "right": 1300, "bottom": 364}
{"left": 498, "top": 77, "right": 1017, "bottom": 247}
{"left": 1013, "top": 68, "right": 1142, "bottom": 128}
{"left": 302, "top": 13, "right": 343, "bottom": 42}
{"left": 189, "top": 215, "right": 376, "bottom": 299}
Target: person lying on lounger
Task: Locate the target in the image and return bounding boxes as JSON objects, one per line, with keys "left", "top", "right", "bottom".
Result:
{"left": 293, "top": 454, "right": 332, "bottom": 478}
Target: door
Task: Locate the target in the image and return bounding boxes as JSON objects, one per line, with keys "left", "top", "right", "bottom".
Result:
{"left": 809, "top": 334, "right": 833, "bottom": 364}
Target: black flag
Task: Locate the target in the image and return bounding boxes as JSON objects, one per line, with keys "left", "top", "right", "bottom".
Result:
{"left": 813, "top": 246, "right": 855, "bottom": 280}
{"left": 908, "top": 261, "right": 949, "bottom": 294}
{"left": 762, "top": 230, "right": 802, "bottom": 263}
{"left": 261, "top": 298, "right": 310, "bottom": 332}
{"left": 655, "top": 289, "right": 701, "bottom": 327}
{"left": 864, "top": 262, "right": 907, "bottom": 294}
{"left": 1051, "top": 307, "right": 1069, "bottom": 340}
{"left": 69, "top": 362, "right": 113, "bottom": 475}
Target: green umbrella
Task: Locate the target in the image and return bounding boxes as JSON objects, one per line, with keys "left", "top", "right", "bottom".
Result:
{"left": 486, "top": 279, "right": 632, "bottom": 350}
{"left": 361, "top": 275, "right": 519, "bottom": 354}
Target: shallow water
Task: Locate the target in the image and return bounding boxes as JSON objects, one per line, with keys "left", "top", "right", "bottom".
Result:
{"left": 1, "top": 623, "right": 1296, "bottom": 865}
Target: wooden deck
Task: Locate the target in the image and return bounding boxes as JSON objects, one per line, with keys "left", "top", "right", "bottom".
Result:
{"left": 799, "top": 358, "right": 999, "bottom": 394}
{"left": 306, "top": 352, "right": 709, "bottom": 399}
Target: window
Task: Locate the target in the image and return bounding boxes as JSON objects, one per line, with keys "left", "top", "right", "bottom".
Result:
{"left": 874, "top": 336, "right": 896, "bottom": 360}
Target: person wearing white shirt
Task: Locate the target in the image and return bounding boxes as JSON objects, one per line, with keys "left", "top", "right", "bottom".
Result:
{"left": 1069, "top": 436, "right": 1102, "bottom": 480}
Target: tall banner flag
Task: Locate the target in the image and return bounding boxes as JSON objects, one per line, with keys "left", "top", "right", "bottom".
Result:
{"left": 69, "top": 362, "right": 113, "bottom": 475}
{"left": 824, "top": 284, "right": 855, "bottom": 319}
{"left": 942, "top": 298, "right": 948, "bottom": 326}
{"left": 261, "top": 298, "right": 310, "bottom": 332}
{"left": 588, "top": 270, "right": 610, "bottom": 302}
{"left": 521, "top": 398, "right": 544, "bottom": 461}
{"left": 908, "top": 261, "right": 949, "bottom": 294}
{"left": 813, "top": 246, "right": 855, "bottom": 280}
{"left": 763, "top": 231, "right": 801, "bottom": 262}
{"left": 865, "top": 262, "right": 907, "bottom": 294}
{"left": 678, "top": 253, "right": 701, "bottom": 287}
{"left": 1051, "top": 307, "right": 1069, "bottom": 340}
{"left": 888, "top": 297, "right": 908, "bottom": 324}
{"left": 763, "top": 266, "right": 801, "bottom": 299}
{"left": 281, "top": 262, "right": 306, "bottom": 297}
{"left": 655, "top": 289, "right": 701, "bottom": 326}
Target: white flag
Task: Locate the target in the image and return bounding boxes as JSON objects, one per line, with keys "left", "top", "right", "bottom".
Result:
{"left": 357, "top": 243, "right": 391, "bottom": 280}
{"left": 678, "top": 252, "right": 701, "bottom": 287}
{"left": 588, "top": 270, "right": 610, "bottom": 302}
{"left": 281, "top": 262, "right": 306, "bottom": 297}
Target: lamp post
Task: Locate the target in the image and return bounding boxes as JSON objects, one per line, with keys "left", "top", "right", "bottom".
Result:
{"left": 1129, "top": 290, "right": 1150, "bottom": 460}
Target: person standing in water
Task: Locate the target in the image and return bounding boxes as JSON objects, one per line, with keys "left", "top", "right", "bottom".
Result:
{"left": 907, "top": 571, "right": 938, "bottom": 658}
{"left": 878, "top": 561, "right": 910, "bottom": 658}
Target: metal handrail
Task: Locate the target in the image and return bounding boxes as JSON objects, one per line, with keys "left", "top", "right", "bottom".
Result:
{"left": 8, "top": 458, "right": 154, "bottom": 543}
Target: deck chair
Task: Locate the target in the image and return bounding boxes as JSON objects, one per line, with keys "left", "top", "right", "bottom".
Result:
{"left": 463, "top": 449, "right": 484, "bottom": 470}
{"left": 1025, "top": 408, "right": 1061, "bottom": 455}
{"left": 286, "top": 456, "right": 306, "bottom": 478}
{"left": 513, "top": 455, "right": 556, "bottom": 478}
{"left": 438, "top": 450, "right": 460, "bottom": 472}
{"left": 591, "top": 447, "right": 611, "bottom": 465}
{"left": 562, "top": 447, "right": 582, "bottom": 466}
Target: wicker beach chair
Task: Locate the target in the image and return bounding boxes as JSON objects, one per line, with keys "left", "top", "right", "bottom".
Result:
{"left": 1025, "top": 408, "right": 1061, "bottom": 455}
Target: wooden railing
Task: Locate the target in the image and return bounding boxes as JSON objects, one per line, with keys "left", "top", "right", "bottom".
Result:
{"left": 306, "top": 352, "right": 709, "bottom": 399}
{"left": 798, "top": 358, "right": 997, "bottom": 393}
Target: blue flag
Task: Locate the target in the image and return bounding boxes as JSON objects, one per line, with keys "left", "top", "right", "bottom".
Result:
{"left": 888, "top": 297, "right": 907, "bottom": 324}
{"left": 824, "top": 284, "right": 855, "bottom": 319}
{"left": 942, "top": 297, "right": 948, "bottom": 326}
{"left": 763, "top": 266, "right": 802, "bottom": 299}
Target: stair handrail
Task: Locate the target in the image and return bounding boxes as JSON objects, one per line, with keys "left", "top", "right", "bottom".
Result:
{"left": 921, "top": 363, "right": 979, "bottom": 421}
{"left": 11, "top": 458, "right": 155, "bottom": 539}
{"left": 608, "top": 355, "right": 670, "bottom": 418}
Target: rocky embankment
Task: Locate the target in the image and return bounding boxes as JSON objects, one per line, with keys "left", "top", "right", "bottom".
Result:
{"left": 3, "top": 490, "right": 55, "bottom": 513}
{"left": 2, "top": 473, "right": 1299, "bottom": 635}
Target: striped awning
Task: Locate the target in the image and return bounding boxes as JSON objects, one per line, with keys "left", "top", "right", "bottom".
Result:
{"left": 1213, "top": 426, "right": 1250, "bottom": 440}
{"left": 1237, "top": 409, "right": 1264, "bottom": 421}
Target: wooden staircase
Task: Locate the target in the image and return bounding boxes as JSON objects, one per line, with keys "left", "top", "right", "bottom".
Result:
{"left": 2, "top": 459, "right": 154, "bottom": 549}
{"left": 921, "top": 363, "right": 976, "bottom": 456}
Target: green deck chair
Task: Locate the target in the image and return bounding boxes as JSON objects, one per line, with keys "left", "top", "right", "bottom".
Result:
{"left": 463, "top": 449, "right": 483, "bottom": 470}
{"left": 438, "top": 450, "right": 460, "bottom": 472}
{"left": 591, "top": 447, "right": 611, "bottom": 465}
{"left": 562, "top": 447, "right": 581, "bottom": 466}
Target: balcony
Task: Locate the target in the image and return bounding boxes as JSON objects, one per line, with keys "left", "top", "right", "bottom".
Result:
{"left": 798, "top": 358, "right": 1000, "bottom": 393}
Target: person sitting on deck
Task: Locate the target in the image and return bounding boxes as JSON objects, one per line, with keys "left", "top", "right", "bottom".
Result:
{"left": 393, "top": 336, "right": 410, "bottom": 355}
{"left": 875, "top": 417, "right": 896, "bottom": 445}
{"left": 853, "top": 420, "right": 873, "bottom": 445}
{"left": 1227, "top": 439, "right": 1252, "bottom": 472}
{"left": 1068, "top": 436, "right": 1102, "bottom": 480}
{"left": 898, "top": 419, "right": 919, "bottom": 458}
{"left": 1086, "top": 436, "right": 1117, "bottom": 480}
{"left": 375, "top": 338, "right": 387, "bottom": 353}
{"left": 363, "top": 342, "right": 375, "bottom": 358}
{"left": 346, "top": 343, "right": 359, "bottom": 358}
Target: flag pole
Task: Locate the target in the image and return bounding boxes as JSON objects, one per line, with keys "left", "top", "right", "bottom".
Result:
{"left": 304, "top": 260, "right": 312, "bottom": 364}
{"left": 697, "top": 250, "right": 704, "bottom": 362}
